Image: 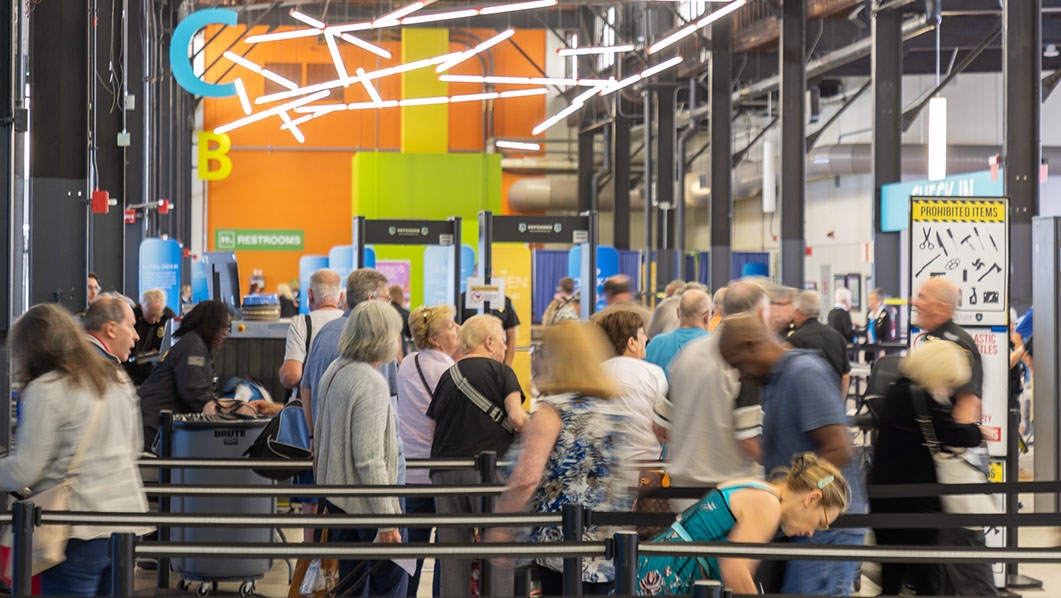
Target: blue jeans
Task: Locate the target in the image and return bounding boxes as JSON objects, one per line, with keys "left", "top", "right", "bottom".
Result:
{"left": 325, "top": 501, "right": 409, "bottom": 597}
{"left": 781, "top": 530, "right": 865, "bottom": 596}
{"left": 39, "top": 538, "right": 110, "bottom": 597}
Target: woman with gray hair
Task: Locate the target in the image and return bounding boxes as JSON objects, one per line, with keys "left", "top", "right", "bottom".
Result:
{"left": 869, "top": 340, "right": 992, "bottom": 596}
{"left": 315, "top": 300, "right": 408, "bottom": 597}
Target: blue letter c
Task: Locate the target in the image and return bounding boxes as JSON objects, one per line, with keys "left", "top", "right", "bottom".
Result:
{"left": 171, "top": 8, "right": 238, "bottom": 98}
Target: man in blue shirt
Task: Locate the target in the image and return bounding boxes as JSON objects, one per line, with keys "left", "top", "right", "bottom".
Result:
{"left": 644, "top": 289, "right": 711, "bottom": 376}
{"left": 720, "top": 313, "right": 867, "bottom": 597}
{"left": 300, "top": 268, "right": 405, "bottom": 482}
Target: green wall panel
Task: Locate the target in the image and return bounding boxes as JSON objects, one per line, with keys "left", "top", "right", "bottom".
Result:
{"left": 352, "top": 152, "right": 502, "bottom": 308}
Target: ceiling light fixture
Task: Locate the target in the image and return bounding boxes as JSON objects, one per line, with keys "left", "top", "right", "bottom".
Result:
{"left": 496, "top": 140, "right": 542, "bottom": 151}
{"left": 249, "top": 9, "right": 391, "bottom": 59}
{"left": 648, "top": 0, "right": 746, "bottom": 55}
{"left": 372, "top": 0, "right": 437, "bottom": 27}
{"left": 215, "top": 89, "right": 332, "bottom": 134}
{"left": 599, "top": 55, "right": 682, "bottom": 96}
{"left": 440, "top": 74, "right": 611, "bottom": 86}
{"left": 557, "top": 44, "right": 635, "bottom": 57}
{"left": 436, "top": 29, "right": 515, "bottom": 73}
{"left": 224, "top": 51, "right": 299, "bottom": 90}
{"left": 532, "top": 102, "right": 583, "bottom": 136}
{"left": 323, "top": 33, "right": 350, "bottom": 83}
{"left": 255, "top": 52, "right": 461, "bottom": 104}
{"left": 290, "top": 10, "right": 326, "bottom": 30}
{"left": 355, "top": 68, "right": 383, "bottom": 104}
{"left": 278, "top": 112, "right": 306, "bottom": 143}
{"left": 233, "top": 78, "right": 252, "bottom": 115}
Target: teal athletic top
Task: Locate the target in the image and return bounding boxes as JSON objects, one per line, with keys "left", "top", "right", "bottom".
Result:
{"left": 636, "top": 481, "right": 779, "bottom": 595}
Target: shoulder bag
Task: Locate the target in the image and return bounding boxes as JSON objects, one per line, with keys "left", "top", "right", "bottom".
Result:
{"left": 910, "top": 386, "right": 1001, "bottom": 518}
{"left": 25, "top": 397, "right": 105, "bottom": 575}
{"left": 446, "top": 364, "right": 515, "bottom": 434}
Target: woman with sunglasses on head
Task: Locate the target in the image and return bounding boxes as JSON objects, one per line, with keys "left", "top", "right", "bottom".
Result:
{"left": 636, "top": 453, "right": 848, "bottom": 595}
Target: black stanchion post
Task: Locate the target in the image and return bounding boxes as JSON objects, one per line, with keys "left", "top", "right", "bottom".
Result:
{"left": 562, "top": 503, "right": 584, "bottom": 597}
{"left": 720, "top": 589, "right": 733, "bottom": 598}
{"left": 11, "top": 501, "right": 35, "bottom": 597}
{"left": 110, "top": 532, "right": 136, "bottom": 597}
{"left": 158, "top": 410, "right": 173, "bottom": 589}
{"left": 692, "top": 580, "right": 723, "bottom": 598}
{"left": 612, "top": 531, "right": 638, "bottom": 595}
{"left": 478, "top": 451, "right": 498, "bottom": 598}
{"left": 1005, "top": 403, "right": 1042, "bottom": 588}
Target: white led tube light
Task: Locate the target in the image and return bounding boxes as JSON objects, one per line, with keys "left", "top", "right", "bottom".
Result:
{"left": 233, "top": 78, "right": 252, "bottom": 115}
{"left": 436, "top": 29, "right": 515, "bottom": 73}
{"left": 557, "top": 45, "right": 635, "bottom": 57}
{"left": 224, "top": 51, "right": 299, "bottom": 90}
{"left": 215, "top": 89, "right": 331, "bottom": 134}
{"left": 356, "top": 68, "right": 383, "bottom": 105}
{"left": 496, "top": 140, "right": 541, "bottom": 151}
{"left": 648, "top": 0, "right": 746, "bottom": 55}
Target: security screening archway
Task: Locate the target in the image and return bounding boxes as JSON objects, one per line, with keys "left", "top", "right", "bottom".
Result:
{"left": 477, "top": 210, "right": 599, "bottom": 321}
{"left": 351, "top": 216, "right": 463, "bottom": 314}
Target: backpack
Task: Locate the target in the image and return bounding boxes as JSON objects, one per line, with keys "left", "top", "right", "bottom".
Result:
{"left": 244, "top": 399, "right": 312, "bottom": 480}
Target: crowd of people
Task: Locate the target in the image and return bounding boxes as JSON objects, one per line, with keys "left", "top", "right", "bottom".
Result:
{"left": 0, "top": 265, "right": 1007, "bottom": 597}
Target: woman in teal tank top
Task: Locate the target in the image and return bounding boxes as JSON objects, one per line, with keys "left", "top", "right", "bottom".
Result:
{"left": 637, "top": 453, "right": 849, "bottom": 595}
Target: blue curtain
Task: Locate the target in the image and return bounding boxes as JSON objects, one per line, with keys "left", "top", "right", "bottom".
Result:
{"left": 532, "top": 250, "right": 568, "bottom": 324}
{"left": 733, "top": 252, "right": 770, "bottom": 278}
{"left": 617, "top": 250, "right": 641, "bottom": 289}
{"left": 699, "top": 252, "right": 710, "bottom": 285}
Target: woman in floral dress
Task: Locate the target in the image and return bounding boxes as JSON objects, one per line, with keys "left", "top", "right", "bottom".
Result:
{"left": 485, "top": 322, "right": 636, "bottom": 596}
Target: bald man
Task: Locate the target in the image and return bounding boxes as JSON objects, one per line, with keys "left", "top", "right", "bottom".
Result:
{"left": 644, "top": 288, "right": 712, "bottom": 375}
{"left": 910, "top": 277, "right": 995, "bottom": 596}
{"left": 719, "top": 313, "right": 867, "bottom": 596}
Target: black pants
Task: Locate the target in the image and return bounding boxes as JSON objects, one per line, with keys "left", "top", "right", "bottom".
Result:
{"left": 535, "top": 565, "right": 612, "bottom": 597}
{"left": 874, "top": 527, "right": 944, "bottom": 595}
{"left": 940, "top": 528, "right": 998, "bottom": 597}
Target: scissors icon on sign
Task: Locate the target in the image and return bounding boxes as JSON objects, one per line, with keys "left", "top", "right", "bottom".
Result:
{"left": 919, "top": 229, "right": 935, "bottom": 250}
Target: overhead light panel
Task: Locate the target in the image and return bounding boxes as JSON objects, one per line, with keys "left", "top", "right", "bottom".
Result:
{"left": 323, "top": 33, "right": 349, "bottom": 83}
{"left": 278, "top": 112, "right": 306, "bottom": 143}
{"left": 224, "top": 51, "right": 299, "bottom": 90}
{"left": 648, "top": 0, "right": 746, "bottom": 55}
{"left": 233, "top": 78, "right": 252, "bottom": 115}
{"left": 245, "top": 29, "right": 320, "bottom": 44}
{"left": 496, "top": 140, "right": 541, "bottom": 151}
{"left": 440, "top": 74, "right": 610, "bottom": 86}
{"left": 355, "top": 68, "right": 383, "bottom": 104}
{"left": 480, "top": 0, "right": 557, "bottom": 15}
{"left": 928, "top": 97, "right": 948, "bottom": 181}
{"left": 215, "top": 89, "right": 332, "bottom": 134}
{"left": 290, "top": 10, "right": 326, "bottom": 30}
{"left": 436, "top": 29, "right": 515, "bottom": 73}
{"left": 256, "top": 52, "right": 461, "bottom": 105}
{"left": 557, "top": 45, "right": 635, "bottom": 57}
{"left": 373, "top": 0, "right": 436, "bottom": 27}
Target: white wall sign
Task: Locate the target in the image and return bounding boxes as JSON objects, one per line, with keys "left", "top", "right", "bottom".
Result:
{"left": 910, "top": 197, "right": 1008, "bottom": 326}
{"left": 464, "top": 277, "right": 505, "bottom": 310}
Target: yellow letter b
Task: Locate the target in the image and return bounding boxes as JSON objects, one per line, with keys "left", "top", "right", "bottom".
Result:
{"left": 198, "top": 132, "right": 232, "bottom": 180}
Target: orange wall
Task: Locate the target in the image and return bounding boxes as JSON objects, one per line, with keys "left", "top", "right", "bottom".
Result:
{"left": 201, "top": 25, "right": 547, "bottom": 289}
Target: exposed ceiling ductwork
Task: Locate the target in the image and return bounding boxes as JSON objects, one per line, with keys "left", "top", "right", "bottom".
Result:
{"left": 508, "top": 143, "right": 1061, "bottom": 213}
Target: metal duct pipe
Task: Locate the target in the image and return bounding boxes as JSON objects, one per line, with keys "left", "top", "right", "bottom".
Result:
{"left": 735, "top": 16, "right": 933, "bottom": 103}
{"left": 508, "top": 143, "right": 1061, "bottom": 212}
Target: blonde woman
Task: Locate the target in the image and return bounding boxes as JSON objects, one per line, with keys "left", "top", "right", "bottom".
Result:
{"left": 1, "top": 305, "right": 150, "bottom": 596}
{"left": 277, "top": 283, "right": 298, "bottom": 318}
{"left": 485, "top": 322, "right": 635, "bottom": 596}
{"left": 635, "top": 453, "right": 847, "bottom": 595}
{"left": 869, "top": 339, "right": 994, "bottom": 596}
{"left": 395, "top": 304, "right": 460, "bottom": 594}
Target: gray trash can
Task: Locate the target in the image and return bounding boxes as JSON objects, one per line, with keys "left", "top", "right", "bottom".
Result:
{"left": 168, "top": 414, "right": 275, "bottom": 597}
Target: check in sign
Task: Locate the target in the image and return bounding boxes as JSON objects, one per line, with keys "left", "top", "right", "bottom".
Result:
{"left": 215, "top": 229, "right": 304, "bottom": 251}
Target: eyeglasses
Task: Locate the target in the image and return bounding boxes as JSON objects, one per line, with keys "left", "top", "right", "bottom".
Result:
{"left": 816, "top": 503, "right": 830, "bottom": 531}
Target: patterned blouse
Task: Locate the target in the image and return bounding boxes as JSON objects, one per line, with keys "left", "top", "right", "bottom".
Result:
{"left": 522, "top": 393, "right": 636, "bottom": 582}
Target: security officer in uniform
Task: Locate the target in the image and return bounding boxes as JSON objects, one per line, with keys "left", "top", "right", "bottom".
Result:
{"left": 125, "top": 288, "right": 177, "bottom": 385}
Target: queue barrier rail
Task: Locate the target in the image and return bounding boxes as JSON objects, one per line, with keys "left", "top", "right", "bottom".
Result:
{"left": 142, "top": 484, "right": 506, "bottom": 498}
{"left": 138, "top": 458, "right": 478, "bottom": 470}
{"left": 39, "top": 511, "right": 561, "bottom": 529}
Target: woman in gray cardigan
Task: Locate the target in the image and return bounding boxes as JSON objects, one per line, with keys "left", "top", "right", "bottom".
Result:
{"left": 315, "top": 300, "right": 408, "bottom": 597}
{"left": 1, "top": 304, "right": 150, "bottom": 596}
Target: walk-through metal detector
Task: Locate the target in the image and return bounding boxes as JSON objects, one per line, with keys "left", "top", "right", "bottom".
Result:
{"left": 478, "top": 211, "right": 599, "bottom": 320}
{"left": 351, "top": 216, "right": 463, "bottom": 312}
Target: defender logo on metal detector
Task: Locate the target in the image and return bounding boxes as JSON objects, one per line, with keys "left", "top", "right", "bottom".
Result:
{"left": 554, "top": 223, "right": 562, "bottom": 233}
{"left": 389, "top": 226, "right": 397, "bottom": 235}
{"left": 518, "top": 223, "right": 527, "bottom": 233}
